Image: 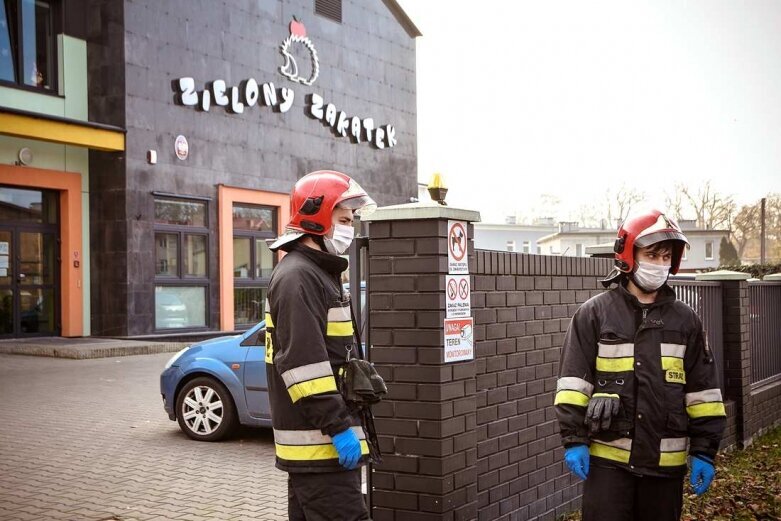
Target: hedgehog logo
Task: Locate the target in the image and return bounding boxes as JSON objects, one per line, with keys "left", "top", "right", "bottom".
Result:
{"left": 279, "top": 16, "right": 320, "bottom": 86}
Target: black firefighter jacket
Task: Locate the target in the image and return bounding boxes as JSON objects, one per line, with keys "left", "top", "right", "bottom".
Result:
{"left": 555, "top": 282, "right": 726, "bottom": 477}
{"left": 265, "top": 242, "right": 369, "bottom": 473}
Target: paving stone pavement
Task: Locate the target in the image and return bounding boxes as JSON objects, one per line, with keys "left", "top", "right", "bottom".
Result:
{"left": 0, "top": 353, "right": 288, "bottom": 521}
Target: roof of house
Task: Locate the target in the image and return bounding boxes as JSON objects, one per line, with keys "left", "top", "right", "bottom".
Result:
{"left": 383, "top": 0, "right": 422, "bottom": 38}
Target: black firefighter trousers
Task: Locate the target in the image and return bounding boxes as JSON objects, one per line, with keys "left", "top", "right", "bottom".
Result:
{"left": 288, "top": 468, "right": 370, "bottom": 521}
{"left": 582, "top": 464, "right": 684, "bottom": 521}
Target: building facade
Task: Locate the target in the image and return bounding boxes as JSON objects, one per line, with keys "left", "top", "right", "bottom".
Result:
{"left": 0, "top": 0, "right": 419, "bottom": 338}
{"left": 473, "top": 222, "right": 557, "bottom": 254}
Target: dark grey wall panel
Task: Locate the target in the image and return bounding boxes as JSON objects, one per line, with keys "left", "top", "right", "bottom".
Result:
{"left": 88, "top": 0, "right": 417, "bottom": 335}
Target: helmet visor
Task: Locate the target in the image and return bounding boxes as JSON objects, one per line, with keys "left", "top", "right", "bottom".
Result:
{"left": 337, "top": 179, "right": 377, "bottom": 217}
{"left": 635, "top": 230, "right": 689, "bottom": 248}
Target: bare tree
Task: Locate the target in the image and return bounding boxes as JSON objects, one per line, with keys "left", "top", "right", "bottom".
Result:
{"left": 605, "top": 185, "right": 645, "bottom": 226}
{"left": 664, "top": 188, "right": 687, "bottom": 221}
{"left": 678, "top": 180, "right": 735, "bottom": 229}
{"left": 731, "top": 203, "right": 760, "bottom": 258}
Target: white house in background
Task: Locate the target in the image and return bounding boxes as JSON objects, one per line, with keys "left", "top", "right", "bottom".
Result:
{"left": 536, "top": 222, "right": 617, "bottom": 257}
{"left": 581, "top": 219, "right": 731, "bottom": 272}
{"left": 473, "top": 219, "right": 557, "bottom": 253}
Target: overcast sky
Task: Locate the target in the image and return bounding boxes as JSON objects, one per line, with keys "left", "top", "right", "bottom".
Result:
{"left": 396, "top": 0, "right": 781, "bottom": 224}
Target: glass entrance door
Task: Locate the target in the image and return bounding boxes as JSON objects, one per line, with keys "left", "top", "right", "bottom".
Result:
{"left": 0, "top": 187, "right": 59, "bottom": 337}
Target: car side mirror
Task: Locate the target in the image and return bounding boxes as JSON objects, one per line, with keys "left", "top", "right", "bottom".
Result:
{"left": 240, "top": 329, "right": 266, "bottom": 347}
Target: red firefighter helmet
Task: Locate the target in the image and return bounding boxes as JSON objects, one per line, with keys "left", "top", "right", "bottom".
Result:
{"left": 613, "top": 208, "right": 689, "bottom": 274}
{"left": 269, "top": 170, "right": 376, "bottom": 250}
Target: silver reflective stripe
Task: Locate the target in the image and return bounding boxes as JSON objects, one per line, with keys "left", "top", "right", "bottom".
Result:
{"left": 593, "top": 437, "right": 632, "bottom": 451}
{"left": 327, "top": 306, "right": 351, "bottom": 322}
{"left": 685, "top": 388, "right": 723, "bottom": 406}
{"left": 597, "top": 343, "right": 634, "bottom": 358}
{"left": 556, "top": 376, "right": 594, "bottom": 397}
{"left": 274, "top": 426, "right": 366, "bottom": 445}
{"left": 660, "top": 437, "right": 688, "bottom": 452}
{"left": 661, "top": 343, "right": 686, "bottom": 358}
{"left": 281, "top": 360, "right": 334, "bottom": 388}
{"left": 265, "top": 298, "right": 271, "bottom": 311}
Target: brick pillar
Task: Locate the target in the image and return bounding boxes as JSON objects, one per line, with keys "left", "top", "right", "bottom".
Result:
{"left": 365, "top": 203, "right": 481, "bottom": 521}
{"left": 696, "top": 270, "right": 753, "bottom": 446}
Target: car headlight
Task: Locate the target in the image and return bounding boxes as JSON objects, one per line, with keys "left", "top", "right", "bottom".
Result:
{"left": 164, "top": 346, "right": 190, "bottom": 369}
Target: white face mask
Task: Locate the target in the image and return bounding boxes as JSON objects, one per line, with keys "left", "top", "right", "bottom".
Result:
{"left": 323, "top": 224, "right": 355, "bottom": 255}
{"left": 632, "top": 261, "right": 671, "bottom": 292}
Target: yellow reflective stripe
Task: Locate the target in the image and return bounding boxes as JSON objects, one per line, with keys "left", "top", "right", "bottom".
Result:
{"left": 264, "top": 313, "right": 274, "bottom": 327}
{"left": 287, "top": 376, "right": 338, "bottom": 403}
{"left": 659, "top": 451, "right": 688, "bottom": 466}
{"left": 276, "top": 440, "right": 369, "bottom": 461}
{"left": 661, "top": 357, "right": 684, "bottom": 371}
{"left": 590, "top": 442, "right": 631, "bottom": 463}
{"left": 327, "top": 321, "right": 353, "bottom": 336}
{"left": 687, "top": 402, "right": 726, "bottom": 418}
{"left": 596, "top": 357, "right": 634, "bottom": 372}
{"left": 554, "top": 390, "right": 589, "bottom": 407}
{"left": 265, "top": 334, "right": 274, "bottom": 364}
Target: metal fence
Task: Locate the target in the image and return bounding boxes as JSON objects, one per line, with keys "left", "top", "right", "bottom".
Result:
{"left": 669, "top": 277, "right": 725, "bottom": 392}
{"left": 749, "top": 281, "right": 781, "bottom": 386}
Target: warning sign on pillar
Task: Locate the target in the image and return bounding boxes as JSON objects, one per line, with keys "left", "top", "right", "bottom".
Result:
{"left": 446, "top": 275, "right": 471, "bottom": 318}
{"left": 447, "top": 220, "right": 468, "bottom": 274}
{"left": 444, "top": 317, "right": 474, "bottom": 362}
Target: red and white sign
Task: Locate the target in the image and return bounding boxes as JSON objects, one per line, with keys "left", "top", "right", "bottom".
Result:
{"left": 447, "top": 220, "right": 468, "bottom": 274}
{"left": 444, "top": 317, "right": 474, "bottom": 362}
{"left": 446, "top": 275, "right": 471, "bottom": 318}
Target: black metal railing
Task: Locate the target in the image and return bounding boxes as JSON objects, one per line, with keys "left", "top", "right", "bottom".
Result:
{"left": 749, "top": 281, "right": 781, "bottom": 386}
{"left": 669, "top": 277, "right": 725, "bottom": 392}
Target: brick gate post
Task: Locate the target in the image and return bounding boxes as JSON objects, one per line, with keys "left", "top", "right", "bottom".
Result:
{"left": 365, "top": 202, "right": 481, "bottom": 521}
{"left": 696, "top": 270, "right": 753, "bottom": 447}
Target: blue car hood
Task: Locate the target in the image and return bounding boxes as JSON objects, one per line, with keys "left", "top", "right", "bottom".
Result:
{"left": 184, "top": 321, "right": 265, "bottom": 357}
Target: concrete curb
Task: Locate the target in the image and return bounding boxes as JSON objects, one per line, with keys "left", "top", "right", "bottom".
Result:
{"left": 0, "top": 341, "right": 188, "bottom": 360}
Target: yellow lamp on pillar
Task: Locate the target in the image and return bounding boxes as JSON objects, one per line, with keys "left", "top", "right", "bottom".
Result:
{"left": 427, "top": 172, "right": 448, "bottom": 205}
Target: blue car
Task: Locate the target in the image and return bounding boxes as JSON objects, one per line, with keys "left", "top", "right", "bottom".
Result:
{"left": 160, "top": 282, "right": 366, "bottom": 441}
{"left": 160, "top": 322, "right": 270, "bottom": 441}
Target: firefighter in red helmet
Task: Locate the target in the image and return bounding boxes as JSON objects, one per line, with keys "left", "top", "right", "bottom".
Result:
{"left": 265, "top": 171, "right": 376, "bottom": 520}
{"left": 555, "top": 207, "right": 726, "bottom": 521}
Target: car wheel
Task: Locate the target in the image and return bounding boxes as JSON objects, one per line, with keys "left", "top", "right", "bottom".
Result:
{"left": 176, "top": 376, "right": 238, "bottom": 442}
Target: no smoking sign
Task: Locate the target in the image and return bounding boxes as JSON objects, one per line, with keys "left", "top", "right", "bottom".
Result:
{"left": 446, "top": 275, "right": 471, "bottom": 318}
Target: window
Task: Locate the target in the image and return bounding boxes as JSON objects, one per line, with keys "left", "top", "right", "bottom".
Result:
{"left": 536, "top": 245, "right": 541, "bottom": 254}
{"left": 315, "top": 0, "right": 341, "bottom": 23}
{"left": 233, "top": 204, "right": 277, "bottom": 327}
{"left": 522, "top": 241, "right": 530, "bottom": 254}
{"left": 0, "top": 0, "right": 58, "bottom": 90}
{"left": 506, "top": 240, "right": 515, "bottom": 252}
{"left": 153, "top": 197, "right": 209, "bottom": 330}
{"left": 705, "top": 241, "right": 714, "bottom": 260}
{"left": 576, "top": 244, "right": 583, "bottom": 257}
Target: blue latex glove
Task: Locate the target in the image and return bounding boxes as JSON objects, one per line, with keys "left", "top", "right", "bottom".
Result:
{"left": 690, "top": 454, "right": 715, "bottom": 496}
{"left": 332, "top": 429, "right": 362, "bottom": 469}
{"left": 564, "top": 444, "right": 590, "bottom": 481}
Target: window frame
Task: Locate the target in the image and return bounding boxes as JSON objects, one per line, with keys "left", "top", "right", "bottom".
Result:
{"left": 0, "top": 0, "right": 62, "bottom": 93}
{"left": 232, "top": 203, "right": 278, "bottom": 328}
{"left": 153, "top": 196, "right": 210, "bottom": 331}
{"left": 705, "top": 240, "right": 714, "bottom": 261}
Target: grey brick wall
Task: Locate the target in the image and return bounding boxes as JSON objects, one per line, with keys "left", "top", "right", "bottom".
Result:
{"left": 470, "top": 250, "right": 610, "bottom": 521}
{"left": 367, "top": 214, "right": 781, "bottom": 519}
